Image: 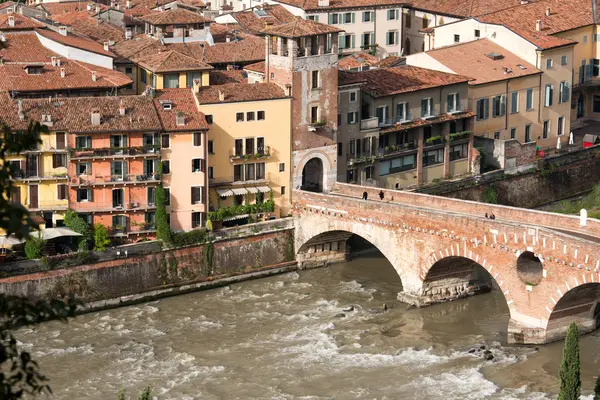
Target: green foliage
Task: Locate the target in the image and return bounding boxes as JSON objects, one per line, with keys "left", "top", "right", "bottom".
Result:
{"left": 551, "top": 184, "right": 600, "bottom": 217}
{"left": 204, "top": 241, "right": 214, "bottom": 272}
{"left": 448, "top": 131, "right": 472, "bottom": 142}
{"left": 594, "top": 375, "right": 600, "bottom": 400}
{"left": 482, "top": 185, "right": 498, "bottom": 204}
{"left": 24, "top": 233, "right": 45, "bottom": 260}
{"left": 425, "top": 135, "right": 445, "bottom": 145}
{"left": 64, "top": 210, "right": 91, "bottom": 251}
{"left": 208, "top": 197, "right": 275, "bottom": 222}
{"left": 93, "top": 224, "right": 111, "bottom": 251}
{"left": 139, "top": 387, "right": 152, "bottom": 400}
{"left": 475, "top": 146, "right": 487, "bottom": 171}
{"left": 170, "top": 228, "right": 207, "bottom": 247}
{"left": 558, "top": 322, "right": 581, "bottom": 400}
{"left": 117, "top": 389, "right": 126, "bottom": 400}
{"left": 155, "top": 163, "right": 170, "bottom": 243}
{"left": 205, "top": 219, "right": 213, "bottom": 232}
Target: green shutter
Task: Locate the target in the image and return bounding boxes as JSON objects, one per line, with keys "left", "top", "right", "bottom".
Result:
{"left": 447, "top": 94, "right": 452, "bottom": 112}
{"left": 351, "top": 34, "right": 355, "bottom": 49}
{"left": 386, "top": 32, "right": 390, "bottom": 46}
{"left": 329, "top": 14, "right": 333, "bottom": 24}
{"left": 351, "top": 12, "right": 355, "bottom": 23}
{"left": 484, "top": 99, "right": 489, "bottom": 119}
{"left": 500, "top": 95, "right": 506, "bottom": 116}
{"left": 395, "top": 31, "right": 399, "bottom": 45}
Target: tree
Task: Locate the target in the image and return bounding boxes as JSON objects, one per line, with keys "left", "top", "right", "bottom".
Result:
{"left": 24, "top": 232, "right": 45, "bottom": 260}
{"left": 594, "top": 375, "right": 600, "bottom": 400}
{"left": 64, "top": 210, "right": 91, "bottom": 251}
{"left": 155, "top": 163, "right": 170, "bottom": 243}
{"left": 139, "top": 387, "right": 152, "bottom": 400}
{"left": 93, "top": 224, "right": 111, "bottom": 251}
{"left": 558, "top": 322, "right": 581, "bottom": 400}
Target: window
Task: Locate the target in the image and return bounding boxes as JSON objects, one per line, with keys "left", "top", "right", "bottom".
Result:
{"left": 191, "top": 186, "right": 202, "bottom": 204}
{"left": 557, "top": 116, "right": 564, "bottom": 136}
{"left": 339, "top": 33, "right": 355, "bottom": 49}
{"left": 421, "top": 97, "right": 433, "bottom": 117}
{"left": 422, "top": 15, "right": 429, "bottom": 29}
{"left": 192, "top": 158, "right": 204, "bottom": 172}
{"left": 561, "top": 55, "right": 568, "bottom": 65}
{"left": 77, "top": 162, "right": 91, "bottom": 175}
{"left": 396, "top": 102, "right": 408, "bottom": 122}
{"left": 76, "top": 188, "right": 92, "bottom": 202}
{"left": 147, "top": 187, "right": 156, "bottom": 206}
{"left": 525, "top": 124, "right": 532, "bottom": 142}
{"left": 386, "top": 30, "right": 398, "bottom": 46}
{"left": 141, "top": 70, "right": 147, "bottom": 83}
{"left": 110, "top": 161, "right": 126, "bottom": 180}
{"left": 112, "top": 188, "right": 124, "bottom": 208}
{"left": 543, "top": 120, "right": 549, "bottom": 139}
{"left": 474, "top": 29, "right": 480, "bottom": 38}
{"left": 161, "top": 134, "right": 170, "bottom": 148}
{"left": 447, "top": 93, "right": 459, "bottom": 112}
{"left": 245, "top": 138, "right": 255, "bottom": 155}
{"left": 307, "top": 15, "right": 318, "bottom": 21}
{"left": 544, "top": 84, "right": 553, "bottom": 107}
{"left": 362, "top": 11, "right": 373, "bottom": 22}
{"left": 337, "top": 113, "right": 342, "bottom": 127}
{"left": 52, "top": 154, "right": 66, "bottom": 168}
{"left": 423, "top": 148, "right": 443, "bottom": 166}
{"left": 162, "top": 160, "right": 170, "bottom": 174}
{"left": 193, "top": 132, "right": 202, "bottom": 146}
{"left": 257, "top": 137, "right": 265, "bottom": 154}
{"left": 344, "top": 12, "right": 353, "bottom": 24}
{"left": 57, "top": 184, "right": 67, "bottom": 200}
{"left": 311, "top": 106, "right": 319, "bottom": 124}
{"left": 594, "top": 95, "right": 600, "bottom": 112}
{"left": 234, "top": 164, "right": 244, "bottom": 181}
{"left": 403, "top": 9, "right": 411, "bottom": 29}
{"left": 311, "top": 70, "right": 320, "bottom": 89}
{"left": 510, "top": 127, "right": 516, "bottom": 139}
{"left": 559, "top": 81, "right": 570, "bottom": 103}
{"left": 279, "top": 162, "right": 286, "bottom": 173}
{"left": 594, "top": 59, "right": 600, "bottom": 77}
{"left": 492, "top": 95, "right": 506, "bottom": 117}
{"left": 208, "top": 140, "right": 214, "bottom": 154}
{"left": 450, "top": 143, "right": 468, "bottom": 161}
{"left": 387, "top": 9, "right": 397, "bottom": 20}
{"left": 163, "top": 73, "right": 179, "bottom": 88}
{"left": 76, "top": 136, "right": 92, "bottom": 149}
{"left": 376, "top": 105, "right": 388, "bottom": 125}
{"left": 494, "top": 132, "right": 500, "bottom": 140}
{"left": 247, "top": 112, "right": 255, "bottom": 121}
{"left": 511, "top": 91, "right": 519, "bottom": 114}
{"left": 595, "top": 34, "right": 600, "bottom": 42}
{"left": 526, "top": 88, "right": 534, "bottom": 110}
{"left": 164, "top": 188, "right": 170, "bottom": 206}
{"left": 330, "top": 13, "right": 338, "bottom": 24}
{"left": 257, "top": 111, "right": 265, "bottom": 120}
{"left": 191, "top": 212, "right": 202, "bottom": 228}
{"left": 256, "top": 162, "right": 265, "bottom": 179}
{"left": 236, "top": 112, "right": 244, "bottom": 122}
{"left": 349, "top": 91, "right": 357, "bottom": 103}
{"left": 208, "top": 166, "right": 213, "bottom": 179}
{"left": 454, "top": 34, "right": 460, "bottom": 43}
{"left": 281, "top": 186, "right": 286, "bottom": 195}
{"left": 379, "top": 154, "right": 416, "bottom": 175}
{"left": 476, "top": 98, "right": 489, "bottom": 120}
{"left": 55, "top": 132, "right": 66, "bottom": 149}
{"left": 110, "top": 134, "right": 126, "bottom": 151}
{"left": 546, "top": 59, "right": 553, "bottom": 69}
{"left": 186, "top": 71, "right": 201, "bottom": 88}
{"left": 145, "top": 212, "right": 156, "bottom": 229}
{"left": 584, "top": 35, "right": 588, "bottom": 43}
{"left": 125, "top": 67, "right": 133, "bottom": 74}
{"left": 347, "top": 111, "right": 358, "bottom": 124}
{"left": 206, "top": 115, "right": 213, "bottom": 124}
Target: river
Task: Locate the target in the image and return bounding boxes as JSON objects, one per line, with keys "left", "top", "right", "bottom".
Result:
{"left": 18, "top": 251, "right": 600, "bottom": 399}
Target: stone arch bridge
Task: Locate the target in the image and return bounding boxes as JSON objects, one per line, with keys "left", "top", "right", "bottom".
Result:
{"left": 293, "top": 183, "right": 600, "bottom": 344}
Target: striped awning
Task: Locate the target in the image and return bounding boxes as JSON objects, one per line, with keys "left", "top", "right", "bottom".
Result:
{"left": 256, "top": 186, "right": 271, "bottom": 193}
{"left": 246, "top": 187, "right": 259, "bottom": 194}
{"left": 223, "top": 213, "right": 249, "bottom": 222}
{"left": 231, "top": 188, "right": 248, "bottom": 195}
{"left": 216, "top": 189, "right": 234, "bottom": 197}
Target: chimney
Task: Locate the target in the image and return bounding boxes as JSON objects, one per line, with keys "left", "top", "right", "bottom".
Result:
{"left": 8, "top": 16, "right": 14, "bottom": 27}
{"left": 60, "top": 67, "right": 65, "bottom": 78}
{"left": 536, "top": 20, "right": 542, "bottom": 31}
{"left": 17, "top": 99, "right": 22, "bottom": 115}
{"left": 87, "top": 3, "right": 92, "bottom": 10}
{"left": 176, "top": 111, "right": 185, "bottom": 126}
{"left": 58, "top": 26, "right": 68, "bottom": 36}
{"left": 226, "top": 35, "right": 230, "bottom": 42}
{"left": 51, "top": 56, "right": 56, "bottom": 67}
{"left": 126, "top": 0, "right": 131, "bottom": 8}
{"left": 57, "top": 58, "right": 61, "bottom": 66}
{"left": 125, "top": 27, "right": 132, "bottom": 40}
{"left": 0, "top": 56, "right": 3, "bottom": 65}
{"left": 192, "top": 78, "right": 201, "bottom": 93}
{"left": 95, "top": 5, "right": 100, "bottom": 12}
{"left": 0, "top": 32, "right": 5, "bottom": 42}
{"left": 218, "top": 90, "right": 225, "bottom": 102}
{"left": 284, "top": 83, "right": 291, "bottom": 96}
{"left": 317, "top": 0, "right": 329, "bottom": 6}
{"left": 91, "top": 109, "right": 101, "bottom": 125}
{"left": 545, "top": 7, "right": 551, "bottom": 16}
{"left": 103, "top": 42, "right": 109, "bottom": 51}
{"left": 92, "top": 71, "right": 97, "bottom": 81}
{"left": 119, "top": 101, "right": 126, "bottom": 115}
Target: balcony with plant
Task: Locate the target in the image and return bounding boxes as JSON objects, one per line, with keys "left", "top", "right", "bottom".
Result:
{"left": 69, "top": 145, "right": 161, "bottom": 160}
{"left": 208, "top": 191, "right": 275, "bottom": 222}
{"left": 229, "top": 146, "right": 271, "bottom": 161}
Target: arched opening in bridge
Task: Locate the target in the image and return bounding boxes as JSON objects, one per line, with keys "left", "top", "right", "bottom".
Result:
{"left": 301, "top": 157, "right": 324, "bottom": 193}
{"left": 516, "top": 251, "right": 543, "bottom": 285}
{"left": 547, "top": 283, "right": 600, "bottom": 341}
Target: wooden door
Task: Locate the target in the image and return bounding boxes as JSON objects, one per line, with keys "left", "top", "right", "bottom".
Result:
{"left": 29, "top": 185, "right": 38, "bottom": 209}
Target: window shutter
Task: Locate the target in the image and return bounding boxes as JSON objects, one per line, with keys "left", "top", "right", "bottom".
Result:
{"left": 123, "top": 161, "right": 128, "bottom": 176}
{"left": 447, "top": 94, "right": 452, "bottom": 112}
{"left": 329, "top": 14, "right": 333, "bottom": 24}
{"left": 87, "top": 136, "right": 92, "bottom": 148}
{"left": 351, "top": 35, "right": 355, "bottom": 49}
{"left": 351, "top": 12, "right": 355, "bottom": 23}
{"left": 201, "top": 159, "right": 206, "bottom": 172}
{"left": 484, "top": 99, "right": 489, "bottom": 119}
{"left": 396, "top": 9, "right": 399, "bottom": 19}
{"left": 395, "top": 31, "right": 399, "bottom": 45}
{"left": 492, "top": 96, "right": 498, "bottom": 117}
{"left": 76, "top": 189, "right": 81, "bottom": 202}
{"left": 421, "top": 98, "right": 427, "bottom": 117}
{"left": 564, "top": 82, "right": 570, "bottom": 102}
{"left": 338, "top": 34, "right": 343, "bottom": 49}
{"left": 455, "top": 94, "right": 459, "bottom": 111}
{"left": 88, "top": 188, "right": 93, "bottom": 202}
{"left": 122, "top": 136, "right": 127, "bottom": 147}
{"left": 52, "top": 154, "right": 57, "bottom": 169}
{"left": 386, "top": 32, "right": 390, "bottom": 46}
{"left": 500, "top": 95, "right": 506, "bottom": 116}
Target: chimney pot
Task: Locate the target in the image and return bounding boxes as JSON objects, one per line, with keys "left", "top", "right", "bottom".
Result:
{"left": 175, "top": 112, "right": 185, "bottom": 126}
{"left": 8, "top": 16, "right": 14, "bottom": 27}
{"left": 57, "top": 58, "right": 61, "bottom": 66}
{"left": 545, "top": 7, "right": 551, "bottom": 16}
{"left": 92, "top": 71, "right": 97, "bottom": 81}
{"left": 58, "top": 26, "right": 68, "bottom": 36}
{"left": 119, "top": 101, "right": 126, "bottom": 115}
{"left": 218, "top": 90, "right": 225, "bottom": 102}
{"left": 91, "top": 109, "right": 101, "bottom": 125}
{"left": 536, "top": 19, "right": 542, "bottom": 31}
{"left": 103, "top": 42, "right": 109, "bottom": 51}
{"left": 284, "top": 83, "right": 291, "bottom": 96}
{"left": 51, "top": 56, "right": 56, "bottom": 67}
{"left": 60, "top": 67, "right": 65, "bottom": 78}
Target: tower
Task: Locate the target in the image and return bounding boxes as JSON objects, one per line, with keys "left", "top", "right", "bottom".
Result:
{"left": 263, "top": 18, "right": 342, "bottom": 193}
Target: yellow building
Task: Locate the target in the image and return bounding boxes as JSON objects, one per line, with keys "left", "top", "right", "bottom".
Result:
{"left": 192, "top": 81, "right": 292, "bottom": 224}
{"left": 136, "top": 51, "right": 213, "bottom": 94}
{"left": 7, "top": 128, "right": 68, "bottom": 228}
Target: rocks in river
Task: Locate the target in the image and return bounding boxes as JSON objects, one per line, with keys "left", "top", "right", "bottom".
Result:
{"left": 342, "top": 305, "right": 355, "bottom": 312}
{"left": 334, "top": 313, "right": 346, "bottom": 318}
{"left": 468, "top": 348, "right": 477, "bottom": 354}
{"left": 483, "top": 350, "right": 494, "bottom": 361}
{"left": 480, "top": 345, "right": 486, "bottom": 350}
{"left": 467, "top": 344, "right": 495, "bottom": 361}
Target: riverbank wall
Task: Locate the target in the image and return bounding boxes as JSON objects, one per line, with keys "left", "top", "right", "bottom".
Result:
{"left": 416, "top": 145, "right": 600, "bottom": 208}
{"left": 0, "top": 219, "right": 296, "bottom": 311}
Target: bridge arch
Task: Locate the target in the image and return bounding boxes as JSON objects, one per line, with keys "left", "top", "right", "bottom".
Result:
{"left": 545, "top": 282, "right": 600, "bottom": 342}
{"left": 294, "top": 148, "right": 335, "bottom": 193}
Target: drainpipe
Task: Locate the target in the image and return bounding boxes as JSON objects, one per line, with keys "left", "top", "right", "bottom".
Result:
{"left": 373, "top": 8, "right": 376, "bottom": 54}
{"left": 537, "top": 67, "right": 542, "bottom": 125}
{"left": 505, "top": 79, "right": 509, "bottom": 131}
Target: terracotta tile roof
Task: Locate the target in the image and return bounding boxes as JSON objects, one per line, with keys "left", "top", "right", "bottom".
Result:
{"left": 0, "top": 32, "right": 51, "bottom": 63}
{"left": 261, "top": 16, "right": 343, "bottom": 38}
{"left": 0, "top": 2, "right": 16, "bottom": 11}
{"left": 353, "top": 65, "right": 470, "bottom": 97}
{"left": 231, "top": 5, "right": 295, "bottom": 35}
{"left": 154, "top": 88, "right": 208, "bottom": 131}
{"left": 0, "top": 95, "right": 162, "bottom": 133}
{"left": 40, "top": 2, "right": 90, "bottom": 15}
{"left": 475, "top": 0, "right": 590, "bottom": 50}
{"left": 112, "top": 35, "right": 162, "bottom": 60}
{"left": 243, "top": 61, "right": 265, "bottom": 74}
{"left": 167, "top": 34, "right": 265, "bottom": 65}
{"left": 339, "top": 70, "right": 367, "bottom": 86}
{"left": 36, "top": 28, "right": 117, "bottom": 58}
{"left": 406, "top": 0, "right": 524, "bottom": 18}
{"left": 50, "top": 12, "right": 125, "bottom": 44}
{"left": 195, "top": 82, "right": 285, "bottom": 104}
{"left": 338, "top": 51, "right": 378, "bottom": 71}
{"left": 424, "top": 39, "right": 541, "bottom": 85}
{"left": 134, "top": 49, "right": 212, "bottom": 73}
{"left": 275, "top": 0, "right": 405, "bottom": 12}
{"left": 379, "top": 111, "right": 475, "bottom": 134}
{"left": 210, "top": 69, "right": 247, "bottom": 84}
{"left": 210, "top": 22, "right": 242, "bottom": 42}
{"left": 0, "top": 13, "right": 44, "bottom": 30}
{"left": 375, "top": 55, "right": 404, "bottom": 68}
{"left": 137, "top": 8, "right": 207, "bottom": 25}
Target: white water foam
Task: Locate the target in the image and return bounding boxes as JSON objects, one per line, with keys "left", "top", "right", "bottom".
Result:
{"left": 400, "top": 368, "right": 498, "bottom": 399}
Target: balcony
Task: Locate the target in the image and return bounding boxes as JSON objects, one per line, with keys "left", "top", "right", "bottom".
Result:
{"left": 360, "top": 117, "right": 379, "bottom": 131}
{"left": 229, "top": 146, "right": 271, "bottom": 161}
{"left": 70, "top": 173, "right": 161, "bottom": 186}
{"left": 12, "top": 170, "right": 67, "bottom": 181}
{"left": 421, "top": 108, "right": 439, "bottom": 120}
{"left": 346, "top": 141, "right": 418, "bottom": 166}
{"left": 396, "top": 113, "right": 414, "bottom": 124}
{"left": 71, "top": 201, "right": 157, "bottom": 213}
{"left": 109, "top": 222, "right": 156, "bottom": 237}
{"left": 70, "top": 145, "right": 161, "bottom": 160}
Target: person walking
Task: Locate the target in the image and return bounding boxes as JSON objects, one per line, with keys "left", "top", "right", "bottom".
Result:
{"left": 362, "top": 191, "right": 368, "bottom": 201}
{"left": 379, "top": 190, "right": 384, "bottom": 200}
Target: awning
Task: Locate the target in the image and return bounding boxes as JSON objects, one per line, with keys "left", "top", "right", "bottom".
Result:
{"left": 39, "top": 227, "right": 83, "bottom": 241}
{"left": 0, "top": 235, "right": 25, "bottom": 249}
{"left": 216, "top": 189, "right": 234, "bottom": 197}
{"left": 223, "top": 214, "right": 249, "bottom": 222}
{"left": 231, "top": 188, "right": 248, "bottom": 195}
{"left": 246, "top": 187, "right": 259, "bottom": 194}
{"left": 256, "top": 186, "right": 271, "bottom": 193}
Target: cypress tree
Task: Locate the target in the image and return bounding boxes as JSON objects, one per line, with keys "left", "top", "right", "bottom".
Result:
{"left": 594, "top": 375, "right": 600, "bottom": 400}
{"left": 155, "top": 162, "right": 171, "bottom": 243}
{"left": 558, "top": 322, "right": 581, "bottom": 400}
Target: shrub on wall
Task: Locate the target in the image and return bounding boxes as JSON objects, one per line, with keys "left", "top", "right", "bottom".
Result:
{"left": 170, "top": 228, "right": 207, "bottom": 247}
{"left": 24, "top": 233, "right": 45, "bottom": 260}
{"left": 482, "top": 185, "right": 498, "bottom": 204}
{"left": 93, "top": 224, "right": 111, "bottom": 251}
{"left": 155, "top": 163, "right": 171, "bottom": 243}
{"left": 64, "top": 210, "right": 91, "bottom": 251}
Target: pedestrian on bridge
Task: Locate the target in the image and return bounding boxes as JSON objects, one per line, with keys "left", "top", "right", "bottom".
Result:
{"left": 379, "top": 190, "right": 384, "bottom": 200}
{"left": 363, "top": 191, "right": 368, "bottom": 201}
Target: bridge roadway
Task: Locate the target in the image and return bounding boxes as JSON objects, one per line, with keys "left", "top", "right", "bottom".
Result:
{"left": 292, "top": 183, "right": 600, "bottom": 344}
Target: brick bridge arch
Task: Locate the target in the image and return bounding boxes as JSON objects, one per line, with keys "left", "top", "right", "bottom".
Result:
{"left": 293, "top": 183, "right": 600, "bottom": 344}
